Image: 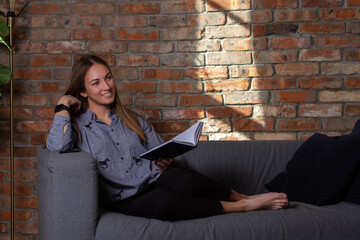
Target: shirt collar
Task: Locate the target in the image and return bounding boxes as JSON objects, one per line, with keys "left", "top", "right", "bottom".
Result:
{"left": 77, "top": 108, "right": 119, "bottom": 124}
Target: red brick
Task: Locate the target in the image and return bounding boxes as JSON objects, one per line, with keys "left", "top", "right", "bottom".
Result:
{"left": 131, "top": 108, "right": 161, "bottom": 121}
{"left": 207, "top": 25, "right": 250, "bottom": 38}
{"left": 345, "top": 50, "right": 360, "bottom": 61}
{"left": 104, "top": 16, "right": 147, "bottom": 28}
{"left": 272, "top": 90, "right": 317, "bottom": 103}
{"left": 31, "top": 133, "right": 48, "bottom": 145}
{"left": 207, "top": 0, "right": 250, "bottom": 10}
{"left": 207, "top": 106, "right": 252, "bottom": 118}
{"left": 161, "top": 54, "right": 204, "bottom": 67}
{"left": 269, "top": 36, "right": 311, "bottom": 49}
{"left": 254, "top": 0, "right": 297, "bottom": 9}
{"left": 349, "top": 22, "right": 360, "bottom": 33}
{"left": 14, "top": 42, "right": 45, "bottom": 54}
{"left": 203, "top": 119, "right": 232, "bottom": 133}
{"left": 29, "top": 3, "right": 71, "bottom": 14}
{"left": 0, "top": 223, "right": 7, "bottom": 233}
{"left": 14, "top": 147, "right": 37, "bottom": 158}
{"left": 16, "top": 120, "right": 53, "bottom": 133}
{"left": 255, "top": 133, "right": 297, "bottom": 141}
{"left": 159, "top": 82, "right": 203, "bottom": 93}
{"left": 14, "top": 69, "right": 51, "bottom": 80}
{"left": 162, "top": 27, "right": 204, "bottom": 40}
{"left": 12, "top": 95, "right": 48, "bottom": 106}
{"left": 112, "top": 68, "right": 138, "bottom": 80}
{"left": 252, "top": 77, "right": 296, "bottom": 90}
{"left": 302, "top": 0, "right": 342, "bottom": 7}
{"left": 346, "top": 77, "right": 360, "bottom": 88}
{"left": 0, "top": 107, "right": 33, "bottom": 120}
{"left": 275, "top": 63, "right": 319, "bottom": 76}
{"left": 73, "top": 3, "right": 115, "bottom": 14}
{"left": 324, "top": 118, "right": 358, "bottom": 131}
{"left": 253, "top": 105, "right": 297, "bottom": 118}
{"left": 60, "top": 16, "right": 102, "bottom": 27}
{"left": 207, "top": 52, "right": 251, "bottom": 65}
{"left": 18, "top": 16, "right": 58, "bottom": 28}
{"left": 345, "top": 105, "right": 360, "bottom": 116}
{"left": 117, "top": 55, "right": 159, "bottom": 67}
{"left": 206, "top": 79, "right": 250, "bottom": 92}
{"left": 87, "top": 41, "right": 128, "bottom": 53}
{"left": 117, "top": 29, "right": 158, "bottom": 41}
{"left": 118, "top": 3, "right": 160, "bottom": 14}
{"left": 228, "top": 10, "right": 272, "bottom": 24}
{"left": 47, "top": 41, "right": 85, "bottom": 53}
{"left": 149, "top": 16, "right": 187, "bottom": 28}
{"left": 163, "top": 108, "right": 205, "bottom": 120}
{"left": 234, "top": 118, "right": 275, "bottom": 131}
{"left": 131, "top": 42, "right": 174, "bottom": 53}
{"left": 13, "top": 172, "right": 37, "bottom": 183}
{"left": 162, "top": 0, "right": 205, "bottom": 14}
{"left": 223, "top": 38, "right": 267, "bottom": 51}
{"left": 15, "top": 222, "right": 38, "bottom": 234}
{"left": 316, "top": 36, "right": 360, "bottom": 48}
{"left": 116, "top": 82, "right": 157, "bottom": 93}
{"left": 180, "top": 95, "right": 223, "bottom": 106}
{"left": 348, "top": 0, "right": 360, "bottom": 6}
{"left": 31, "top": 55, "right": 71, "bottom": 67}
{"left": 298, "top": 77, "right": 343, "bottom": 89}
{"left": 321, "top": 63, "right": 360, "bottom": 75}
{"left": 300, "top": 104, "right": 342, "bottom": 117}
{"left": 225, "top": 91, "right": 269, "bottom": 104}
{"left": 73, "top": 29, "right": 114, "bottom": 40}
{"left": 134, "top": 95, "right": 177, "bottom": 107}
{"left": 278, "top": 119, "right": 322, "bottom": 131}
{"left": 299, "top": 49, "right": 341, "bottom": 62}
{"left": 30, "top": 29, "right": 71, "bottom": 40}
{"left": 178, "top": 39, "right": 221, "bottom": 52}
{"left": 300, "top": 22, "right": 345, "bottom": 34}
{"left": 320, "top": 91, "right": 360, "bottom": 102}
{"left": 208, "top": 133, "right": 252, "bottom": 141}
{"left": 187, "top": 13, "right": 226, "bottom": 26}
{"left": 253, "top": 51, "right": 297, "bottom": 63}
{"left": 322, "top": 9, "right": 360, "bottom": 20}
{"left": 53, "top": 68, "right": 72, "bottom": 80}
{"left": 142, "top": 69, "right": 183, "bottom": 80}
{"left": 152, "top": 121, "right": 188, "bottom": 134}
{"left": 264, "top": 23, "right": 299, "bottom": 35}
{"left": 276, "top": 9, "right": 319, "bottom": 22}
{"left": 231, "top": 65, "right": 274, "bottom": 77}
{"left": 186, "top": 67, "right": 227, "bottom": 80}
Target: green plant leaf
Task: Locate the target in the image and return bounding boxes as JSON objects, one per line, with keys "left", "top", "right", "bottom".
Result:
{"left": 0, "top": 19, "right": 9, "bottom": 38}
{"left": 0, "top": 64, "right": 11, "bottom": 85}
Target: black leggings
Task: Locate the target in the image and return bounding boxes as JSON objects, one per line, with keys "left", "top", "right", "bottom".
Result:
{"left": 109, "top": 167, "right": 231, "bottom": 221}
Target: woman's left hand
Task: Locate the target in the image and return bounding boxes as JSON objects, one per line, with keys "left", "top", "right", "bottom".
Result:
{"left": 154, "top": 158, "right": 175, "bottom": 171}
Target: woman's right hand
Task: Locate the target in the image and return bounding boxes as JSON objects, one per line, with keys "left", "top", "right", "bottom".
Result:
{"left": 56, "top": 95, "right": 82, "bottom": 116}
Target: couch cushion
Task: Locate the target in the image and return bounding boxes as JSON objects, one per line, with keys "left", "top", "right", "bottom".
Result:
{"left": 96, "top": 202, "right": 360, "bottom": 240}
{"left": 266, "top": 131, "right": 360, "bottom": 206}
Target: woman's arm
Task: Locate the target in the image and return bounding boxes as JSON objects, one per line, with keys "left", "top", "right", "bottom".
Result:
{"left": 46, "top": 95, "right": 81, "bottom": 152}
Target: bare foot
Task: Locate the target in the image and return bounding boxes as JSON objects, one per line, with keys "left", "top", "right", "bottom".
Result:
{"left": 221, "top": 192, "right": 288, "bottom": 213}
{"left": 241, "top": 192, "right": 288, "bottom": 211}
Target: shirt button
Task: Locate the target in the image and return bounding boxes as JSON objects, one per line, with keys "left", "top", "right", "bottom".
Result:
{"left": 111, "top": 129, "right": 114, "bottom": 132}
{"left": 116, "top": 143, "right": 120, "bottom": 145}
{"left": 121, "top": 157, "right": 124, "bottom": 160}
{"left": 126, "top": 170, "right": 129, "bottom": 173}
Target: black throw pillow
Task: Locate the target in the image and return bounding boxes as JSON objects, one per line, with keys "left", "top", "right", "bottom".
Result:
{"left": 265, "top": 125, "right": 360, "bottom": 206}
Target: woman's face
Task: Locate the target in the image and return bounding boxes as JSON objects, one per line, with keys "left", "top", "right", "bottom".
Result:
{"left": 80, "top": 63, "right": 116, "bottom": 110}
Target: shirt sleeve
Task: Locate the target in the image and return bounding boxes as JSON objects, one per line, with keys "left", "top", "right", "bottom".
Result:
{"left": 46, "top": 115, "right": 77, "bottom": 152}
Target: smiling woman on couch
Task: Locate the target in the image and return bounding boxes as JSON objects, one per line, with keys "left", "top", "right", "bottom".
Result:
{"left": 45, "top": 54, "right": 288, "bottom": 221}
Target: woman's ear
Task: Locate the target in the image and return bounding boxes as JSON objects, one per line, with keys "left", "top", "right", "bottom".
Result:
{"left": 80, "top": 91, "right": 87, "bottom": 98}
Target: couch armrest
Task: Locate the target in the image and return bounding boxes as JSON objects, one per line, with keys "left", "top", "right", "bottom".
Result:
{"left": 37, "top": 147, "right": 98, "bottom": 240}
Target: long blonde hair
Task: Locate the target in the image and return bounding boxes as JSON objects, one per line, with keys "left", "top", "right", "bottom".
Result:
{"left": 66, "top": 55, "right": 148, "bottom": 142}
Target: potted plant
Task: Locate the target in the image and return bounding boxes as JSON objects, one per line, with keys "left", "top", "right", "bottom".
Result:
{"left": 0, "top": 18, "right": 12, "bottom": 97}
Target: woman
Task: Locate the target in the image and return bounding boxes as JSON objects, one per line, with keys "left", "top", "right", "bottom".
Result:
{"left": 46, "top": 55, "right": 288, "bottom": 221}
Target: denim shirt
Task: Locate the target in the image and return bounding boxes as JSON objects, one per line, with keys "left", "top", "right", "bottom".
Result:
{"left": 46, "top": 109, "right": 164, "bottom": 203}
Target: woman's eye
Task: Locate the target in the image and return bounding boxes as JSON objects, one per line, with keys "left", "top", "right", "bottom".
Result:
{"left": 106, "top": 75, "right": 113, "bottom": 80}
{"left": 92, "top": 82, "right": 99, "bottom": 86}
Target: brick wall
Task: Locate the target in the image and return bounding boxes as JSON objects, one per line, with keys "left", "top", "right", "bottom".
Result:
{"left": 0, "top": 0, "right": 360, "bottom": 238}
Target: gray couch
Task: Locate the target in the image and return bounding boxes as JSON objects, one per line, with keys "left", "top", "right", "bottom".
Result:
{"left": 37, "top": 140, "right": 360, "bottom": 240}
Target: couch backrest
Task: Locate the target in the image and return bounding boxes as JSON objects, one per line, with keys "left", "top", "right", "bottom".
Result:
{"left": 182, "top": 140, "right": 303, "bottom": 195}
